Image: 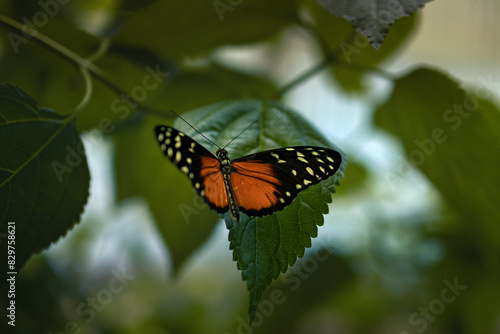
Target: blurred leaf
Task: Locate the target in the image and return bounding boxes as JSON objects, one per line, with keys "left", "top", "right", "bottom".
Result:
{"left": 176, "top": 100, "right": 346, "bottom": 321}
{"left": 336, "top": 159, "right": 367, "bottom": 193}
{"left": 0, "top": 83, "right": 90, "bottom": 283}
{"left": 331, "top": 15, "right": 417, "bottom": 92}
{"left": 253, "top": 250, "right": 353, "bottom": 333}
{"left": 113, "top": 0, "right": 298, "bottom": 59}
{"left": 305, "top": 0, "right": 417, "bottom": 92}
{"left": 0, "top": 18, "right": 167, "bottom": 132}
{"left": 303, "top": 0, "right": 418, "bottom": 91}
{"left": 147, "top": 62, "right": 278, "bottom": 113}
{"left": 316, "top": 0, "right": 431, "bottom": 49}
{"left": 114, "top": 117, "right": 219, "bottom": 271}
{"left": 374, "top": 67, "right": 500, "bottom": 244}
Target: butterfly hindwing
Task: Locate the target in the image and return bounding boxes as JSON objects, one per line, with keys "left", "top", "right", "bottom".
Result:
{"left": 155, "top": 126, "right": 229, "bottom": 214}
{"left": 231, "top": 146, "right": 342, "bottom": 217}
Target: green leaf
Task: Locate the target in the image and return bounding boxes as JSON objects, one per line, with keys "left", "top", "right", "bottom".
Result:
{"left": 374, "top": 67, "right": 500, "bottom": 241}
{"left": 113, "top": 0, "right": 298, "bottom": 59}
{"left": 316, "top": 0, "right": 431, "bottom": 49}
{"left": 330, "top": 14, "right": 417, "bottom": 92}
{"left": 304, "top": 0, "right": 417, "bottom": 92}
{"left": 176, "top": 99, "right": 345, "bottom": 322}
{"left": 0, "top": 83, "right": 90, "bottom": 283}
{"left": 147, "top": 62, "right": 278, "bottom": 113}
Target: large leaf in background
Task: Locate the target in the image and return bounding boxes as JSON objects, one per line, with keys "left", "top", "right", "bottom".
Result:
{"left": 303, "top": 0, "right": 417, "bottom": 92}
{"left": 147, "top": 62, "right": 278, "bottom": 113}
{"left": 176, "top": 100, "right": 345, "bottom": 322}
{"left": 113, "top": 0, "right": 298, "bottom": 59}
{"left": 316, "top": 0, "right": 432, "bottom": 49}
{"left": 375, "top": 67, "right": 500, "bottom": 334}
{"left": 374, "top": 68, "right": 500, "bottom": 239}
{"left": 0, "top": 84, "right": 90, "bottom": 284}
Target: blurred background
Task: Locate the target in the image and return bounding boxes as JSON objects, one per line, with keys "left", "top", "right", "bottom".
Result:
{"left": 1, "top": 0, "right": 499, "bottom": 333}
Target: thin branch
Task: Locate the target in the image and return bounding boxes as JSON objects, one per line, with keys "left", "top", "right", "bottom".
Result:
{"left": 274, "top": 20, "right": 396, "bottom": 98}
{"left": 0, "top": 14, "right": 172, "bottom": 120}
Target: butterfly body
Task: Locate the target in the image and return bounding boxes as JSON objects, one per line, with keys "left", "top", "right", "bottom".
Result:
{"left": 155, "top": 125, "right": 342, "bottom": 222}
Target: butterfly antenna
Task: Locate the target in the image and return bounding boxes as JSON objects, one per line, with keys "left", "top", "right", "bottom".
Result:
{"left": 222, "top": 120, "right": 258, "bottom": 150}
{"left": 170, "top": 110, "right": 221, "bottom": 149}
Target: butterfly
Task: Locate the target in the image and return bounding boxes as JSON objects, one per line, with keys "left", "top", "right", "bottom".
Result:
{"left": 155, "top": 124, "right": 342, "bottom": 223}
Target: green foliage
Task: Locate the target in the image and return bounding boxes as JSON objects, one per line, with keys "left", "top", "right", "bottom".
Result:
{"left": 113, "top": 0, "right": 299, "bottom": 59}
{"left": 306, "top": 0, "right": 418, "bottom": 91}
{"left": 375, "top": 68, "right": 500, "bottom": 239}
{"left": 316, "top": 0, "right": 432, "bottom": 49}
{"left": 0, "top": 0, "right": 499, "bottom": 332}
{"left": 374, "top": 68, "right": 500, "bottom": 332}
{"left": 0, "top": 83, "right": 89, "bottom": 284}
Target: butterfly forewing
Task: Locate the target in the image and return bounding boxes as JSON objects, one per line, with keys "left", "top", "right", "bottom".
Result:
{"left": 231, "top": 146, "right": 342, "bottom": 217}
{"left": 155, "top": 126, "right": 229, "bottom": 214}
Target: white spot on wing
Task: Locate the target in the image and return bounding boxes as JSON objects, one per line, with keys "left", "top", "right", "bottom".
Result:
{"left": 298, "top": 157, "right": 308, "bottom": 163}
{"left": 175, "top": 151, "right": 182, "bottom": 162}
{"left": 306, "top": 167, "right": 314, "bottom": 176}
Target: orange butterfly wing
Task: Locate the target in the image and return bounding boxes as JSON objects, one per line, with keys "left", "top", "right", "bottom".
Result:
{"left": 231, "top": 147, "right": 342, "bottom": 218}
{"left": 230, "top": 161, "right": 282, "bottom": 213}
{"left": 199, "top": 156, "right": 228, "bottom": 211}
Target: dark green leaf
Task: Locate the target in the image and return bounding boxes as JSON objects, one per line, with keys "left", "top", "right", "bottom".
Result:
{"left": 316, "top": 0, "right": 431, "bottom": 49}
{"left": 374, "top": 67, "right": 500, "bottom": 241}
{"left": 113, "top": 0, "right": 298, "bottom": 59}
{"left": 0, "top": 83, "right": 90, "bottom": 283}
{"left": 305, "top": 0, "right": 417, "bottom": 92}
{"left": 176, "top": 99, "right": 345, "bottom": 321}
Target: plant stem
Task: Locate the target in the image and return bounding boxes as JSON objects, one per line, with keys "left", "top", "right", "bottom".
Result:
{"left": 272, "top": 54, "right": 336, "bottom": 99}
{"left": 0, "top": 14, "right": 170, "bottom": 119}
